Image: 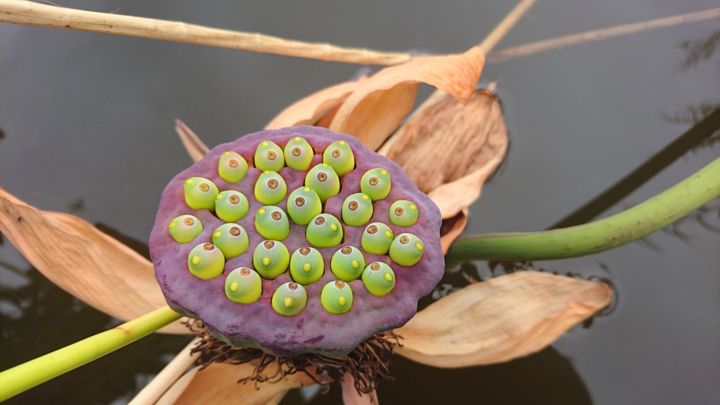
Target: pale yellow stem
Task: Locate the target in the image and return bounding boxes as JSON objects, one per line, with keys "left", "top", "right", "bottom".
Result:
{"left": 491, "top": 6, "right": 720, "bottom": 62}
{"left": 129, "top": 338, "right": 200, "bottom": 405}
{"left": 478, "top": 0, "right": 536, "bottom": 54}
{"left": 0, "top": 0, "right": 411, "bottom": 65}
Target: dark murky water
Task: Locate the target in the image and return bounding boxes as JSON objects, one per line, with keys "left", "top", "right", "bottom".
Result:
{"left": 1, "top": 0, "right": 719, "bottom": 404}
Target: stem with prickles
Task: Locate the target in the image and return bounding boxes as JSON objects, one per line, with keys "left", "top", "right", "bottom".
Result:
{"left": 446, "top": 157, "right": 720, "bottom": 264}
{"left": 0, "top": 306, "right": 181, "bottom": 401}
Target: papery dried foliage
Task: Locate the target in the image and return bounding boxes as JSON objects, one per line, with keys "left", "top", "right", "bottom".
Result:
{"left": 0, "top": 188, "right": 186, "bottom": 333}
{"left": 394, "top": 271, "right": 611, "bottom": 367}
{"left": 265, "top": 80, "right": 363, "bottom": 129}
{"left": 440, "top": 209, "right": 468, "bottom": 254}
{"left": 168, "top": 362, "right": 313, "bottom": 405}
{"left": 383, "top": 89, "right": 508, "bottom": 218}
{"left": 341, "top": 374, "right": 379, "bottom": 405}
{"left": 175, "top": 119, "right": 209, "bottom": 162}
{"left": 330, "top": 47, "right": 486, "bottom": 150}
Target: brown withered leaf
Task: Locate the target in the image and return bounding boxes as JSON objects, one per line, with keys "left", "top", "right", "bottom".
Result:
{"left": 394, "top": 271, "right": 612, "bottom": 368}
{"left": 330, "top": 47, "right": 485, "bottom": 150}
{"left": 341, "top": 375, "right": 379, "bottom": 405}
{"left": 168, "top": 363, "right": 313, "bottom": 405}
{"left": 383, "top": 88, "right": 508, "bottom": 218}
{"left": 265, "top": 79, "right": 363, "bottom": 129}
{"left": 175, "top": 119, "right": 209, "bottom": 162}
{"left": 0, "top": 188, "right": 187, "bottom": 333}
{"left": 440, "top": 209, "right": 468, "bottom": 254}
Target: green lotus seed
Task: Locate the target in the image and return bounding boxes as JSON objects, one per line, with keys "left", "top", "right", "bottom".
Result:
{"left": 320, "top": 280, "right": 354, "bottom": 315}
{"left": 389, "top": 233, "right": 424, "bottom": 266}
{"left": 341, "top": 193, "right": 373, "bottom": 227}
{"left": 183, "top": 177, "right": 219, "bottom": 210}
{"left": 187, "top": 242, "right": 225, "bottom": 280}
{"left": 286, "top": 187, "right": 322, "bottom": 225}
{"left": 254, "top": 206, "right": 290, "bottom": 241}
{"left": 168, "top": 214, "right": 203, "bottom": 243}
{"left": 214, "top": 190, "right": 250, "bottom": 222}
{"left": 361, "top": 262, "right": 396, "bottom": 296}
{"left": 330, "top": 246, "right": 366, "bottom": 281}
{"left": 306, "top": 214, "right": 344, "bottom": 248}
{"left": 218, "top": 151, "right": 248, "bottom": 183}
{"left": 360, "top": 168, "right": 391, "bottom": 201}
{"left": 252, "top": 240, "right": 290, "bottom": 279}
{"left": 224, "top": 267, "right": 262, "bottom": 304}
{"left": 254, "top": 140, "right": 285, "bottom": 172}
{"left": 322, "top": 140, "right": 355, "bottom": 176}
{"left": 212, "top": 223, "right": 249, "bottom": 259}
{"left": 283, "top": 136, "right": 314, "bottom": 171}
{"left": 389, "top": 200, "right": 419, "bottom": 227}
{"left": 254, "top": 171, "right": 287, "bottom": 205}
{"left": 305, "top": 164, "right": 340, "bottom": 202}
{"left": 289, "top": 247, "right": 324, "bottom": 285}
{"left": 271, "top": 282, "right": 308, "bottom": 316}
{"left": 361, "top": 222, "right": 394, "bottom": 255}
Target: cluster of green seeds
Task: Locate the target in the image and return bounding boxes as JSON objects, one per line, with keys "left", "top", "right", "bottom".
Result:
{"left": 167, "top": 137, "right": 425, "bottom": 317}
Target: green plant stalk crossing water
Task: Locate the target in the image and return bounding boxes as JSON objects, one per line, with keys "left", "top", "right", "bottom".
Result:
{"left": 446, "top": 157, "right": 720, "bottom": 265}
{"left": 0, "top": 306, "right": 181, "bottom": 401}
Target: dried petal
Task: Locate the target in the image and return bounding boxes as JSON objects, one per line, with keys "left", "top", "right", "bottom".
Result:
{"left": 175, "top": 119, "right": 209, "bottom": 162}
{"left": 330, "top": 47, "right": 485, "bottom": 150}
{"left": 169, "top": 363, "right": 313, "bottom": 405}
{"left": 0, "top": 188, "right": 187, "bottom": 333}
{"left": 383, "top": 88, "right": 508, "bottom": 218}
{"left": 341, "top": 374, "right": 379, "bottom": 405}
{"left": 265, "top": 80, "right": 363, "bottom": 129}
{"left": 395, "top": 271, "right": 612, "bottom": 367}
{"left": 440, "top": 209, "right": 468, "bottom": 254}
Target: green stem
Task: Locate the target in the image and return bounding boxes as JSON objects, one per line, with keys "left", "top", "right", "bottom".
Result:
{"left": 446, "top": 157, "right": 720, "bottom": 264}
{"left": 0, "top": 306, "right": 181, "bottom": 401}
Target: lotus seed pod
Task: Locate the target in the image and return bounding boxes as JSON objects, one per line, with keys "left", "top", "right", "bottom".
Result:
{"left": 255, "top": 206, "right": 290, "bottom": 241}
{"left": 183, "top": 177, "right": 219, "bottom": 210}
{"left": 254, "top": 171, "right": 287, "bottom": 205}
{"left": 283, "top": 136, "right": 314, "bottom": 171}
{"left": 321, "top": 280, "right": 354, "bottom": 315}
{"left": 389, "top": 233, "right": 424, "bottom": 267}
{"left": 389, "top": 200, "right": 419, "bottom": 227}
{"left": 341, "top": 193, "right": 373, "bottom": 227}
{"left": 330, "top": 246, "right": 366, "bottom": 281}
{"left": 168, "top": 214, "right": 203, "bottom": 243}
{"left": 323, "top": 140, "right": 355, "bottom": 176}
{"left": 289, "top": 247, "right": 324, "bottom": 285}
{"left": 218, "top": 151, "right": 248, "bottom": 183}
{"left": 271, "top": 282, "right": 308, "bottom": 316}
{"left": 361, "top": 222, "right": 394, "bottom": 255}
{"left": 361, "top": 262, "right": 396, "bottom": 297}
{"left": 306, "top": 213, "right": 344, "bottom": 248}
{"left": 254, "top": 140, "right": 285, "bottom": 172}
{"left": 286, "top": 187, "right": 322, "bottom": 225}
{"left": 360, "top": 168, "right": 391, "bottom": 201}
{"left": 187, "top": 242, "right": 225, "bottom": 280}
{"left": 214, "top": 190, "right": 250, "bottom": 222}
{"left": 225, "top": 267, "right": 262, "bottom": 304}
{"left": 212, "top": 223, "right": 249, "bottom": 259}
{"left": 252, "top": 240, "right": 290, "bottom": 279}
{"left": 151, "top": 127, "right": 444, "bottom": 356}
{"left": 305, "top": 164, "right": 340, "bottom": 202}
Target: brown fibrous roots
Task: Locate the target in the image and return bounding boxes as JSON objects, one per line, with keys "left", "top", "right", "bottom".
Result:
{"left": 184, "top": 320, "right": 402, "bottom": 395}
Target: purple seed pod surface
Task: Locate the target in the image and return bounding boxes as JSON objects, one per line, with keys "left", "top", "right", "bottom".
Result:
{"left": 149, "top": 126, "right": 444, "bottom": 356}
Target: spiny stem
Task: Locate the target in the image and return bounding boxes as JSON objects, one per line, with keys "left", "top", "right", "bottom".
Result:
{"left": 0, "top": 306, "right": 181, "bottom": 402}
{"left": 446, "top": 157, "right": 720, "bottom": 264}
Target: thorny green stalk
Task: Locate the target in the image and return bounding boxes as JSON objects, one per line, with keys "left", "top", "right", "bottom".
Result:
{"left": 0, "top": 306, "right": 181, "bottom": 401}
{"left": 446, "top": 157, "right": 720, "bottom": 265}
